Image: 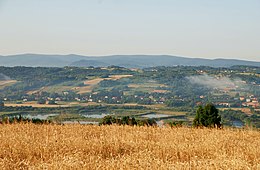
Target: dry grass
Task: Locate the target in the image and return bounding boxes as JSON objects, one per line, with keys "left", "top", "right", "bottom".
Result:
{"left": 4, "top": 101, "right": 70, "bottom": 108}
{"left": 4, "top": 103, "right": 69, "bottom": 108}
{"left": 4, "top": 101, "right": 100, "bottom": 108}
{"left": 82, "top": 75, "right": 132, "bottom": 86}
{"left": 0, "top": 80, "right": 17, "bottom": 90}
{"left": 27, "top": 86, "right": 74, "bottom": 95}
{"left": 0, "top": 80, "right": 17, "bottom": 86}
{"left": 83, "top": 78, "right": 104, "bottom": 86}
{"left": 4, "top": 102, "right": 171, "bottom": 109}
{"left": 238, "top": 73, "right": 260, "bottom": 77}
{"left": 73, "top": 86, "right": 93, "bottom": 94}
{"left": 108, "top": 75, "right": 133, "bottom": 80}
{"left": 25, "top": 75, "right": 133, "bottom": 95}
{"left": 78, "top": 77, "right": 121, "bottom": 94}
{"left": 157, "top": 110, "right": 187, "bottom": 115}
{"left": 220, "top": 107, "right": 252, "bottom": 115}
{"left": 152, "top": 89, "right": 169, "bottom": 93}
{"left": 0, "top": 124, "right": 260, "bottom": 169}
{"left": 128, "top": 82, "right": 168, "bottom": 93}
{"left": 78, "top": 75, "right": 133, "bottom": 94}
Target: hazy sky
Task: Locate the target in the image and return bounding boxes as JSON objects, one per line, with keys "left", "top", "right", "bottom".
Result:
{"left": 0, "top": 0, "right": 259, "bottom": 61}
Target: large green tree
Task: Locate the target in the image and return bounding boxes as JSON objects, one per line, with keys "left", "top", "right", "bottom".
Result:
{"left": 193, "top": 103, "right": 221, "bottom": 128}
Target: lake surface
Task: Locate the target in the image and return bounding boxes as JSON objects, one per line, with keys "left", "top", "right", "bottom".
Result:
{"left": 62, "top": 121, "right": 99, "bottom": 125}
{"left": 24, "top": 114, "right": 58, "bottom": 120}
{"left": 141, "top": 113, "right": 171, "bottom": 119}
{"left": 82, "top": 113, "right": 112, "bottom": 119}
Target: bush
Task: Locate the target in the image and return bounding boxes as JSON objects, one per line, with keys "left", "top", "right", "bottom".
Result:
{"left": 193, "top": 103, "right": 221, "bottom": 128}
{"left": 100, "top": 116, "right": 155, "bottom": 126}
{"left": 167, "top": 121, "right": 183, "bottom": 128}
{"left": 37, "top": 99, "right": 46, "bottom": 104}
{"left": 0, "top": 115, "right": 52, "bottom": 124}
{"left": 138, "top": 119, "right": 157, "bottom": 126}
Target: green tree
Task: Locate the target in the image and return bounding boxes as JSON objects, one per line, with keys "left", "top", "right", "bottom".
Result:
{"left": 48, "top": 100, "right": 56, "bottom": 105}
{"left": 121, "top": 116, "right": 130, "bottom": 125}
{"left": 193, "top": 103, "right": 221, "bottom": 128}
{"left": 100, "top": 116, "right": 116, "bottom": 125}
{"left": 37, "top": 98, "right": 46, "bottom": 104}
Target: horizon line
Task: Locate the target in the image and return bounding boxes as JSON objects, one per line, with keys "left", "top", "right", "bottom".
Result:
{"left": 0, "top": 53, "right": 259, "bottom": 62}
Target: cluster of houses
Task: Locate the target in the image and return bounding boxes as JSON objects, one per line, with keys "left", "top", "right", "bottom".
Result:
{"left": 11, "top": 89, "right": 258, "bottom": 110}
{"left": 215, "top": 95, "right": 259, "bottom": 109}
{"left": 240, "top": 95, "right": 259, "bottom": 108}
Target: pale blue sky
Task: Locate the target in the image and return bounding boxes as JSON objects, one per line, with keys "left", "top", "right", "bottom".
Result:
{"left": 0, "top": 0, "right": 259, "bottom": 61}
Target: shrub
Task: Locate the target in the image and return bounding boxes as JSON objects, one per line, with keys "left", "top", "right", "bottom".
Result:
{"left": 193, "top": 103, "right": 221, "bottom": 128}
{"left": 100, "top": 116, "right": 155, "bottom": 126}
{"left": 167, "top": 121, "right": 183, "bottom": 128}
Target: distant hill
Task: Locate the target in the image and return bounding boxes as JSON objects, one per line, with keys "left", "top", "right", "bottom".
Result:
{"left": 0, "top": 54, "right": 84, "bottom": 67}
{"left": 0, "top": 54, "right": 259, "bottom": 68}
{"left": 70, "top": 60, "right": 108, "bottom": 67}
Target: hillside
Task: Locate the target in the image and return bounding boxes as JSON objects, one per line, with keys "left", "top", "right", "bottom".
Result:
{"left": 0, "top": 65, "right": 259, "bottom": 127}
{"left": 0, "top": 54, "right": 259, "bottom": 68}
{"left": 0, "top": 124, "right": 259, "bottom": 169}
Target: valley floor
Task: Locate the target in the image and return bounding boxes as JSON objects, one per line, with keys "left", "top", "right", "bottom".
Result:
{"left": 0, "top": 124, "right": 259, "bottom": 169}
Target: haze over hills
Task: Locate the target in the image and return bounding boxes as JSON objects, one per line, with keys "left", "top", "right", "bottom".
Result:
{"left": 0, "top": 54, "right": 259, "bottom": 68}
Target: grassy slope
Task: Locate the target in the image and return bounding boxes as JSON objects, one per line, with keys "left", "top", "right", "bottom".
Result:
{"left": 0, "top": 124, "right": 259, "bottom": 169}
{"left": 0, "top": 80, "right": 17, "bottom": 90}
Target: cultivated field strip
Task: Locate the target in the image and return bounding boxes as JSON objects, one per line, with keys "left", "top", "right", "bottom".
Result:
{"left": 0, "top": 124, "right": 259, "bottom": 169}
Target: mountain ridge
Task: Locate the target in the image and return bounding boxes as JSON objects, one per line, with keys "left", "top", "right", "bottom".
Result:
{"left": 0, "top": 54, "right": 259, "bottom": 68}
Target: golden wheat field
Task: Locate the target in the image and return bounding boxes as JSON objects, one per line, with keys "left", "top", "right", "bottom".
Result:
{"left": 0, "top": 124, "right": 260, "bottom": 170}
